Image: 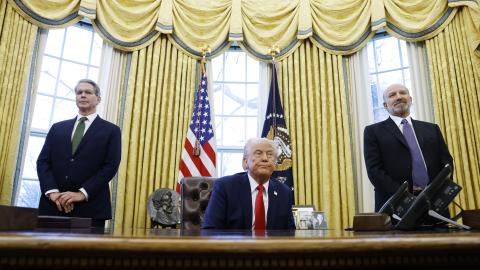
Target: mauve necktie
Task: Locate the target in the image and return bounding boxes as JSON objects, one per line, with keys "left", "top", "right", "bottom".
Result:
{"left": 255, "top": 184, "right": 266, "bottom": 230}
{"left": 401, "top": 119, "right": 429, "bottom": 188}
{"left": 72, "top": 117, "right": 87, "bottom": 154}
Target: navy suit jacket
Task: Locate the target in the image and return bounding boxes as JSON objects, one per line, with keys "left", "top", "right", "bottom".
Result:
{"left": 201, "top": 172, "right": 295, "bottom": 230}
{"left": 363, "top": 117, "right": 453, "bottom": 211}
{"left": 37, "top": 116, "right": 121, "bottom": 220}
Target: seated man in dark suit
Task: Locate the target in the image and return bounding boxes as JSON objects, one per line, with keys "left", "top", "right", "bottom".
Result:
{"left": 37, "top": 79, "right": 122, "bottom": 228}
{"left": 363, "top": 83, "right": 453, "bottom": 211}
{"left": 202, "top": 138, "right": 295, "bottom": 230}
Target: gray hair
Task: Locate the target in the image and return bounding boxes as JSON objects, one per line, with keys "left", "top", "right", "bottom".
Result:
{"left": 75, "top": 79, "right": 101, "bottom": 96}
{"left": 243, "top": 137, "right": 279, "bottom": 161}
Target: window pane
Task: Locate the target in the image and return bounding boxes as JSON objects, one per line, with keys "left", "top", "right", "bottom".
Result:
{"left": 37, "top": 56, "right": 59, "bottom": 95}
{"left": 16, "top": 180, "right": 41, "bottom": 208}
{"left": 57, "top": 61, "right": 88, "bottom": 99}
{"left": 377, "top": 70, "right": 403, "bottom": 93}
{"left": 370, "top": 75, "right": 380, "bottom": 109}
{"left": 52, "top": 99, "right": 77, "bottom": 124}
{"left": 246, "top": 84, "right": 259, "bottom": 116}
{"left": 90, "top": 33, "right": 103, "bottom": 66}
{"left": 367, "top": 42, "right": 376, "bottom": 74}
{"left": 246, "top": 56, "right": 259, "bottom": 82}
{"left": 213, "top": 84, "right": 223, "bottom": 115}
{"left": 31, "top": 95, "right": 53, "bottom": 131}
{"left": 403, "top": 69, "right": 411, "bottom": 89}
{"left": 222, "top": 117, "right": 246, "bottom": 147}
{"left": 44, "top": 28, "right": 65, "bottom": 57}
{"left": 246, "top": 117, "right": 258, "bottom": 139}
{"left": 400, "top": 40, "right": 408, "bottom": 67}
{"left": 215, "top": 117, "right": 223, "bottom": 146}
{"left": 374, "top": 37, "right": 401, "bottom": 72}
{"left": 213, "top": 50, "right": 259, "bottom": 177}
{"left": 88, "top": 67, "right": 99, "bottom": 81}
{"left": 63, "top": 26, "right": 93, "bottom": 64}
{"left": 212, "top": 55, "right": 224, "bottom": 81}
{"left": 216, "top": 152, "right": 223, "bottom": 176}
{"left": 221, "top": 152, "right": 244, "bottom": 176}
{"left": 224, "top": 52, "right": 246, "bottom": 82}
{"left": 22, "top": 136, "right": 45, "bottom": 179}
{"left": 367, "top": 35, "right": 410, "bottom": 123}
{"left": 223, "top": 83, "right": 246, "bottom": 115}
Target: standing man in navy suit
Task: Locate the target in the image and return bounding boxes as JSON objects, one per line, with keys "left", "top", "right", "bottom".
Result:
{"left": 363, "top": 83, "right": 453, "bottom": 211}
{"left": 37, "top": 79, "right": 121, "bottom": 228}
{"left": 202, "top": 138, "right": 295, "bottom": 230}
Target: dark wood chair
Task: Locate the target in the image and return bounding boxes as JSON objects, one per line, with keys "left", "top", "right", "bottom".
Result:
{"left": 180, "top": 177, "right": 215, "bottom": 230}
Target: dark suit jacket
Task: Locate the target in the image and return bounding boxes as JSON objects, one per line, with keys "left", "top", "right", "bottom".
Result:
{"left": 201, "top": 172, "right": 295, "bottom": 230}
{"left": 37, "top": 116, "right": 121, "bottom": 220}
{"left": 364, "top": 117, "right": 453, "bottom": 211}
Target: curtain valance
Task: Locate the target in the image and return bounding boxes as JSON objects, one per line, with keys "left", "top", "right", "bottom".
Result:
{"left": 7, "top": 0, "right": 479, "bottom": 60}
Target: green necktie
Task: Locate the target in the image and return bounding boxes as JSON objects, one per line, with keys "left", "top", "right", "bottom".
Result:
{"left": 72, "top": 117, "right": 87, "bottom": 154}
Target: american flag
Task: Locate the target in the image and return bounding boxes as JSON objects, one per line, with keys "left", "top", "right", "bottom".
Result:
{"left": 177, "top": 63, "right": 216, "bottom": 192}
{"left": 261, "top": 63, "right": 294, "bottom": 191}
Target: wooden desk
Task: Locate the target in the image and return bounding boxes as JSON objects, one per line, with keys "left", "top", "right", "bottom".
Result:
{"left": 1, "top": 229, "right": 479, "bottom": 269}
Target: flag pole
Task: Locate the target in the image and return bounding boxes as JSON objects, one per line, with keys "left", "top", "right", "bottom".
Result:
{"left": 193, "top": 45, "right": 212, "bottom": 157}
{"left": 268, "top": 45, "right": 280, "bottom": 138}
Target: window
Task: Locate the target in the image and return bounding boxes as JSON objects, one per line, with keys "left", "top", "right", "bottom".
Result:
{"left": 367, "top": 34, "right": 411, "bottom": 122}
{"left": 14, "top": 23, "right": 102, "bottom": 207}
{"left": 212, "top": 49, "right": 260, "bottom": 177}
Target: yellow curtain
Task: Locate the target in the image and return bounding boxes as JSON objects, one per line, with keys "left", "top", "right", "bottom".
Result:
{"left": 277, "top": 40, "right": 355, "bottom": 229}
{"left": 0, "top": 1, "right": 37, "bottom": 204}
{"left": 114, "top": 35, "right": 196, "bottom": 230}
{"left": 8, "top": 0, "right": 478, "bottom": 58}
{"left": 426, "top": 8, "right": 480, "bottom": 211}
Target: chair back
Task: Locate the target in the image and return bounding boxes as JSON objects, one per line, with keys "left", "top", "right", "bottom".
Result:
{"left": 181, "top": 177, "right": 215, "bottom": 230}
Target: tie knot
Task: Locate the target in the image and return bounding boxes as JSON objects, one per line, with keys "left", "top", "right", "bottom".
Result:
{"left": 257, "top": 184, "right": 264, "bottom": 193}
{"left": 78, "top": 117, "right": 87, "bottom": 123}
{"left": 401, "top": 119, "right": 408, "bottom": 125}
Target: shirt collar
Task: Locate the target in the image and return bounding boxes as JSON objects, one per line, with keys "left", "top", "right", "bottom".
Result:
{"left": 247, "top": 172, "right": 269, "bottom": 193}
{"left": 77, "top": 112, "right": 98, "bottom": 123}
{"left": 389, "top": 114, "right": 412, "bottom": 128}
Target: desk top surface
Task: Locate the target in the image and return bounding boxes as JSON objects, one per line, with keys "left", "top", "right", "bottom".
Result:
{"left": 1, "top": 228, "right": 480, "bottom": 253}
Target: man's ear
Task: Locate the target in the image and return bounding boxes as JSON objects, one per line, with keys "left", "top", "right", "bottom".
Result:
{"left": 383, "top": 102, "right": 387, "bottom": 109}
{"left": 242, "top": 158, "right": 248, "bottom": 170}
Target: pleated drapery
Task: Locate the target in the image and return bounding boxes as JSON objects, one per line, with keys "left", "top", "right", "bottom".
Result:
{"left": 0, "top": 1, "right": 38, "bottom": 204}
{"left": 7, "top": 0, "right": 479, "bottom": 60}
{"left": 277, "top": 40, "right": 355, "bottom": 229}
{"left": 114, "top": 35, "right": 196, "bottom": 230}
{"left": 426, "top": 9, "right": 480, "bottom": 211}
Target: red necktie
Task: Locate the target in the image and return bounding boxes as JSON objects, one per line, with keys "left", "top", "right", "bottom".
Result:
{"left": 255, "top": 184, "right": 266, "bottom": 230}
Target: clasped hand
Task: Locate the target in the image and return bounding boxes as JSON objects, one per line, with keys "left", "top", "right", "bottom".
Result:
{"left": 48, "top": 192, "right": 86, "bottom": 213}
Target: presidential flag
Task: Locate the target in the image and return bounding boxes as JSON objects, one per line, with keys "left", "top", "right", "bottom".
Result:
{"left": 261, "top": 63, "right": 294, "bottom": 190}
{"left": 177, "top": 62, "right": 216, "bottom": 192}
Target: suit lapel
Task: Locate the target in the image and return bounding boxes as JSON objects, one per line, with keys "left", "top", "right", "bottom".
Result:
{"left": 267, "top": 179, "right": 278, "bottom": 229}
{"left": 65, "top": 118, "right": 77, "bottom": 154}
{"left": 411, "top": 119, "right": 425, "bottom": 148}
{"left": 73, "top": 116, "right": 103, "bottom": 155}
{"left": 240, "top": 174, "right": 253, "bottom": 229}
{"left": 383, "top": 118, "right": 408, "bottom": 148}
